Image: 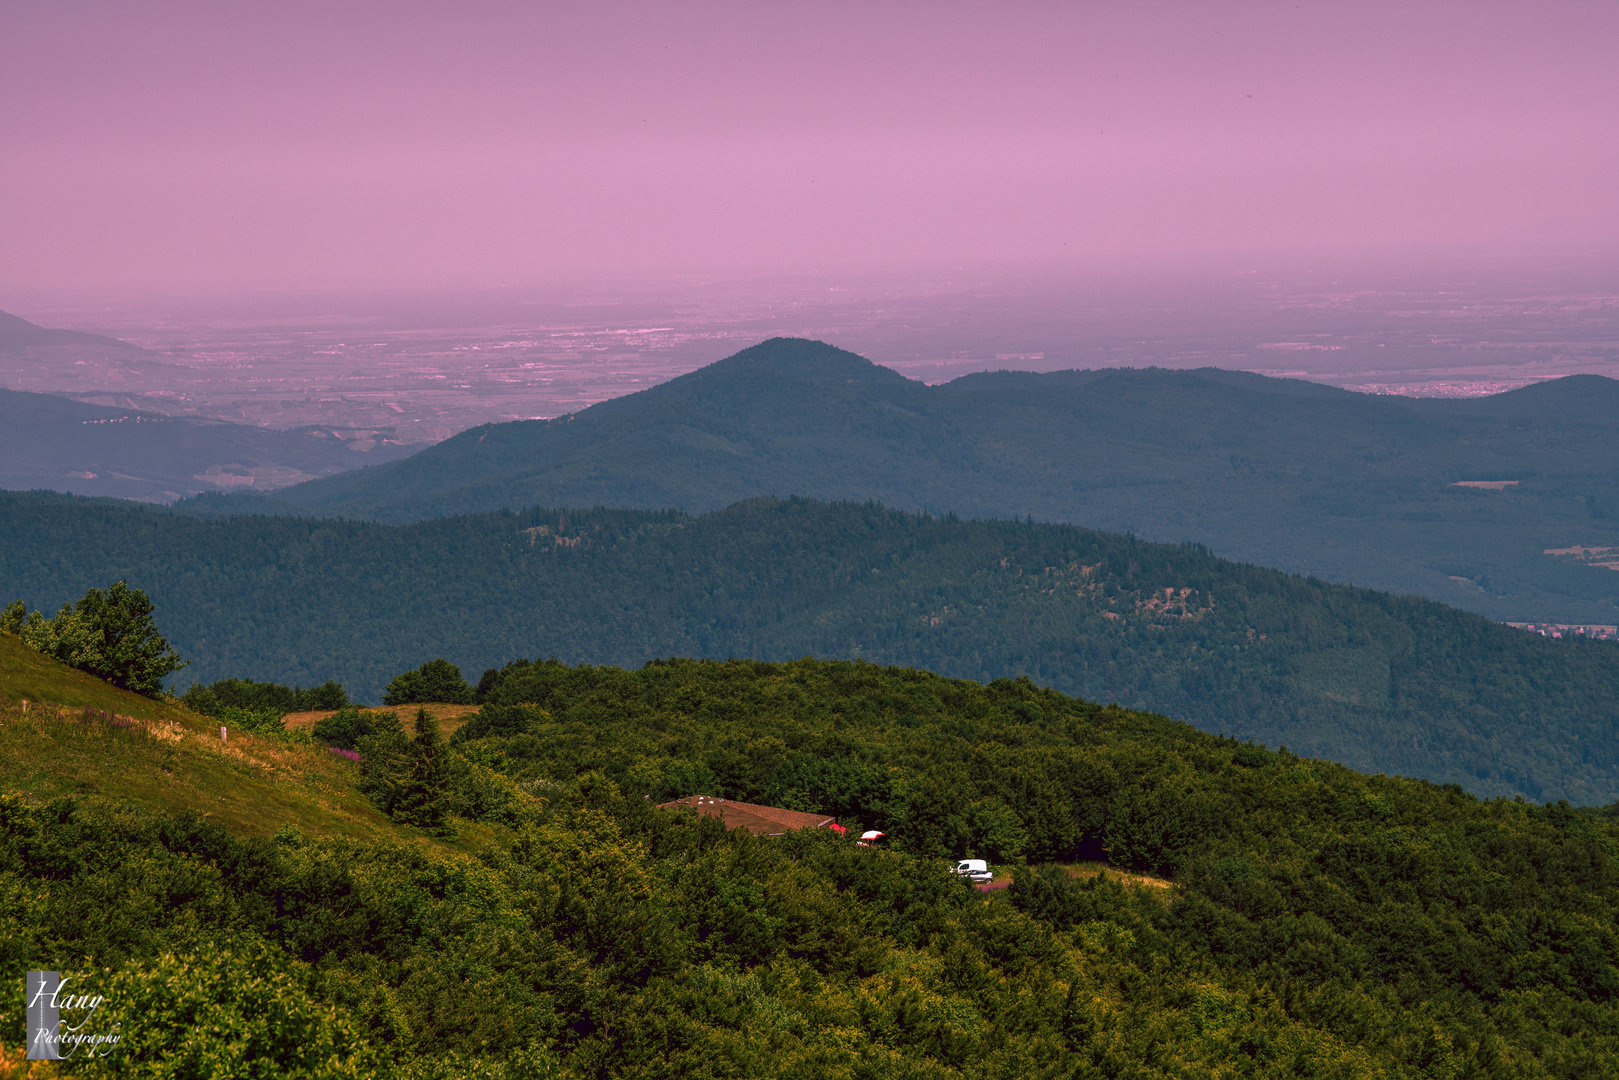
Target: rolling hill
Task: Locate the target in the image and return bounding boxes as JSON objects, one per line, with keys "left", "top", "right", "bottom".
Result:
{"left": 0, "top": 308, "right": 148, "bottom": 353}
{"left": 5, "top": 489, "right": 1619, "bottom": 804}
{"left": 0, "top": 386, "right": 417, "bottom": 502}
{"left": 0, "top": 306, "right": 199, "bottom": 397}
{"left": 254, "top": 337, "right": 1619, "bottom": 625}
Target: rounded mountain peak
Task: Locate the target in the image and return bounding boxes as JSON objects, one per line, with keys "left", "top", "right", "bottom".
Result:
{"left": 693, "top": 338, "right": 910, "bottom": 387}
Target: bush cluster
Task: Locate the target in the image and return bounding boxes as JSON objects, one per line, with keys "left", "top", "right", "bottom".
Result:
{"left": 182, "top": 676, "right": 349, "bottom": 717}
{"left": 384, "top": 659, "right": 474, "bottom": 706}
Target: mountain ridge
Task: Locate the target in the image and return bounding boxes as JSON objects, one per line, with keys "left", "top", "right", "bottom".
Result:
{"left": 9, "top": 643, "right": 1618, "bottom": 1077}
{"left": 0, "top": 386, "right": 418, "bottom": 502}
{"left": 264, "top": 337, "right": 1619, "bottom": 624}
{"left": 0, "top": 307, "right": 148, "bottom": 352}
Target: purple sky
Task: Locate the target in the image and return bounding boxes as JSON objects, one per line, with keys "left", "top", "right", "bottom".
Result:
{"left": 4, "top": 1, "right": 1616, "bottom": 292}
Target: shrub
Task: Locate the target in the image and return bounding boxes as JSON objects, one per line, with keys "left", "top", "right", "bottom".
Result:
{"left": 182, "top": 677, "right": 350, "bottom": 717}
{"left": 450, "top": 703, "right": 546, "bottom": 743}
{"left": 215, "top": 705, "right": 296, "bottom": 740}
{"left": 67, "top": 946, "right": 390, "bottom": 1078}
{"left": 178, "top": 683, "right": 220, "bottom": 715}
{"left": 312, "top": 707, "right": 391, "bottom": 751}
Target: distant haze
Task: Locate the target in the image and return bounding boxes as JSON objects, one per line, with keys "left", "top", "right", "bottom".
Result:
{"left": 4, "top": 1, "right": 1617, "bottom": 291}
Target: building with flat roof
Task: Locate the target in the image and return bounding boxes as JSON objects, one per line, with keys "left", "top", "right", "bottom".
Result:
{"left": 657, "top": 795, "right": 835, "bottom": 836}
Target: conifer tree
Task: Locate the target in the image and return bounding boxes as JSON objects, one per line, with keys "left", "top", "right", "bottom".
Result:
{"left": 389, "top": 709, "right": 452, "bottom": 832}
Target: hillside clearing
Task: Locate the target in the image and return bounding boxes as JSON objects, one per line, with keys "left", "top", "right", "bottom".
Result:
{"left": 284, "top": 702, "right": 480, "bottom": 739}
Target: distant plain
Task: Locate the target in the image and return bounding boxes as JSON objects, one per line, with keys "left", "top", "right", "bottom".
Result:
{"left": 6, "top": 254, "right": 1617, "bottom": 438}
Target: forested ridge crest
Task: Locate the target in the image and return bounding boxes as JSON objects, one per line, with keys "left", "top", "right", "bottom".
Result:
{"left": 5, "top": 489, "right": 1619, "bottom": 803}
{"left": 248, "top": 337, "right": 1619, "bottom": 626}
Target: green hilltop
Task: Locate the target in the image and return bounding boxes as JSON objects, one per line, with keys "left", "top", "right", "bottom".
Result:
{"left": 5, "top": 490, "right": 1619, "bottom": 803}
{"left": 245, "top": 337, "right": 1619, "bottom": 625}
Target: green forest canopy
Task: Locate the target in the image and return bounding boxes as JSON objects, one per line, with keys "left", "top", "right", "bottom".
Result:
{"left": 4, "top": 657, "right": 1618, "bottom": 1078}
{"left": 3, "top": 490, "right": 1619, "bottom": 803}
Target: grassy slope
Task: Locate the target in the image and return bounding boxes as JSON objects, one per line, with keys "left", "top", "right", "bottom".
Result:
{"left": 0, "top": 633, "right": 487, "bottom": 852}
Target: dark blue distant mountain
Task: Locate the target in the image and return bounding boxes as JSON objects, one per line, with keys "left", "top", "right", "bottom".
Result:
{"left": 0, "top": 387, "right": 415, "bottom": 502}
{"left": 0, "top": 308, "right": 147, "bottom": 352}
{"left": 271, "top": 338, "right": 1619, "bottom": 624}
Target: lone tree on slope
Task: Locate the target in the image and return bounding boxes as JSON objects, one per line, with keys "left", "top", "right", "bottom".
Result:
{"left": 3, "top": 581, "right": 188, "bottom": 697}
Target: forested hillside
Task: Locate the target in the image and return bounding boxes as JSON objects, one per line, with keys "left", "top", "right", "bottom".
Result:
{"left": 4, "top": 656, "right": 1618, "bottom": 1077}
{"left": 249, "top": 337, "right": 1619, "bottom": 624}
{"left": 5, "top": 490, "right": 1619, "bottom": 804}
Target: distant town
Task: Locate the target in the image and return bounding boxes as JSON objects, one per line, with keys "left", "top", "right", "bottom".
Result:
{"left": 1507, "top": 622, "right": 1619, "bottom": 641}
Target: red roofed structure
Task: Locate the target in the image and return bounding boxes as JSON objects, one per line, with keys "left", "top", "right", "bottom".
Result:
{"left": 657, "top": 795, "right": 836, "bottom": 836}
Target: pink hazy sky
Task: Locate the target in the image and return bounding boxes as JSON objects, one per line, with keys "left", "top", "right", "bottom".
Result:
{"left": 3, "top": 1, "right": 1616, "bottom": 291}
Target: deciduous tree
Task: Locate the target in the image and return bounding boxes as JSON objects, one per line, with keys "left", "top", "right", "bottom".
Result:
{"left": 12, "top": 581, "right": 186, "bottom": 697}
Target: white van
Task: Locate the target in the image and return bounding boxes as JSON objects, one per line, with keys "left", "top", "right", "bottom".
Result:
{"left": 955, "top": 859, "right": 993, "bottom": 884}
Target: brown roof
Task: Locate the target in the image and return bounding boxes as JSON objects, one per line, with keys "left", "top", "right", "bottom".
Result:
{"left": 657, "top": 795, "right": 835, "bottom": 836}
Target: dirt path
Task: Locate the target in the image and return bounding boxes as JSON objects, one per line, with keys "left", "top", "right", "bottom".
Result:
{"left": 974, "top": 861, "right": 1175, "bottom": 894}
{"left": 1059, "top": 860, "right": 1175, "bottom": 890}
